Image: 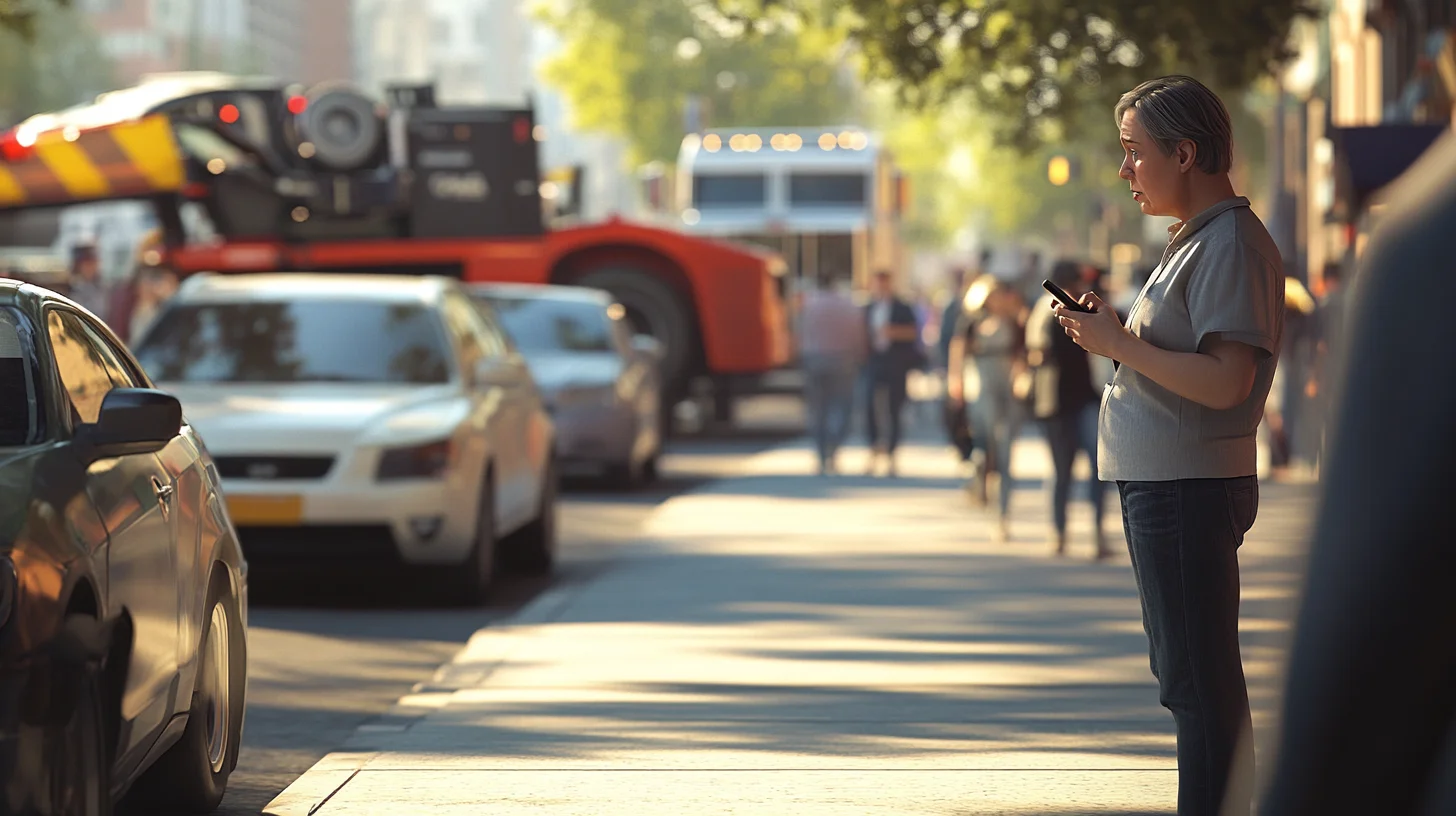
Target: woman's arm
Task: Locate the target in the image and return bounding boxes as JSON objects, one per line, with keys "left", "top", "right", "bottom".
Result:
{"left": 1055, "top": 292, "right": 1259, "bottom": 411}
{"left": 1113, "top": 332, "right": 1259, "bottom": 410}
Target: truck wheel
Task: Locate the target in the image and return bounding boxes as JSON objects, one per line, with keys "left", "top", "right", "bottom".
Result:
{"left": 711, "top": 376, "right": 736, "bottom": 427}
{"left": 574, "top": 268, "right": 697, "bottom": 399}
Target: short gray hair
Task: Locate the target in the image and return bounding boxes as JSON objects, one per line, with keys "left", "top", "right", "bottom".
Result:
{"left": 1115, "top": 76, "right": 1233, "bottom": 176}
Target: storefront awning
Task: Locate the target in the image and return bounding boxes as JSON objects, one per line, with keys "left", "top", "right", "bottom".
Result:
{"left": 1331, "top": 123, "right": 1449, "bottom": 219}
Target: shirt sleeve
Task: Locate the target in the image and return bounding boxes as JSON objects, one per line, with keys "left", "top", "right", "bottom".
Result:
{"left": 1184, "top": 238, "right": 1282, "bottom": 357}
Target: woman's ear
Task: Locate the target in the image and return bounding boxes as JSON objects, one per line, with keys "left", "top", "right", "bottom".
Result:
{"left": 1177, "top": 139, "right": 1198, "bottom": 173}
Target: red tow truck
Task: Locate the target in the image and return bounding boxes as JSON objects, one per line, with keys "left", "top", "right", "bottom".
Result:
{"left": 0, "top": 74, "right": 792, "bottom": 428}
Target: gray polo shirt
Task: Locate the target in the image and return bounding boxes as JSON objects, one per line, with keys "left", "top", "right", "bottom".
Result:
{"left": 1098, "top": 197, "right": 1284, "bottom": 482}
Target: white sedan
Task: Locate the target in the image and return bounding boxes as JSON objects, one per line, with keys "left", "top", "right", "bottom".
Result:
{"left": 132, "top": 273, "right": 557, "bottom": 602}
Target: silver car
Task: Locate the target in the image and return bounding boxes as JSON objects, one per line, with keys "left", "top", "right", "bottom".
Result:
{"left": 470, "top": 284, "right": 663, "bottom": 486}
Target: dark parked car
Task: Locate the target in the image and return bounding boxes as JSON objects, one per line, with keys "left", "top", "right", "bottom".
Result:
{"left": 0, "top": 279, "right": 247, "bottom": 814}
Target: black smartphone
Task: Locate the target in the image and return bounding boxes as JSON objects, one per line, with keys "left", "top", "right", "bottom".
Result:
{"left": 1042, "top": 279, "right": 1095, "bottom": 313}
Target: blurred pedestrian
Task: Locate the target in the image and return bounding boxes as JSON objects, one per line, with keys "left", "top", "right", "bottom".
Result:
{"left": 1306, "top": 261, "right": 1347, "bottom": 467}
{"left": 799, "top": 270, "right": 867, "bottom": 475}
{"left": 67, "top": 242, "right": 109, "bottom": 319}
{"left": 861, "top": 269, "right": 921, "bottom": 477}
{"left": 1113, "top": 263, "right": 1156, "bottom": 322}
{"left": 937, "top": 268, "right": 976, "bottom": 469}
{"left": 1026, "top": 260, "right": 1111, "bottom": 558}
{"left": 1265, "top": 276, "right": 1318, "bottom": 472}
{"left": 1055, "top": 75, "right": 1284, "bottom": 816}
{"left": 948, "top": 276, "right": 1026, "bottom": 542}
{"left": 1257, "top": 120, "right": 1456, "bottom": 816}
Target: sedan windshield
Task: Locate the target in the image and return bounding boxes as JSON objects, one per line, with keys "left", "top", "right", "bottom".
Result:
{"left": 483, "top": 296, "right": 614, "bottom": 354}
{"left": 0, "top": 307, "right": 42, "bottom": 446}
{"left": 134, "top": 300, "right": 453, "bottom": 384}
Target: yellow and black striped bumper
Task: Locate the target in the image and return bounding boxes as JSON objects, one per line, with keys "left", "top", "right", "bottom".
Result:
{"left": 0, "top": 115, "right": 186, "bottom": 210}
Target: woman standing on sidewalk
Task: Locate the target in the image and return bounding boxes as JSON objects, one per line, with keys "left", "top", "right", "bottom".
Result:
{"left": 1053, "top": 75, "right": 1284, "bottom": 816}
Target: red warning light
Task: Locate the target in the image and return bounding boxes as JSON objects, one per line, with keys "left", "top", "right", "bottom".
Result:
{"left": 0, "top": 131, "right": 31, "bottom": 162}
{"left": 513, "top": 117, "right": 531, "bottom": 144}
{"left": 219, "top": 104, "right": 241, "bottom": 124}
{"left": 287, "top": 95, "right": 308, "bottom": 115}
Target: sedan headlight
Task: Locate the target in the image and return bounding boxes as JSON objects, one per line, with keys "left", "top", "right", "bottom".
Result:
{"left": 0, "top": 555, "right": 15, "bottom": 632}
{"left": 376, "top": 438, "right": 454, "bottom": 481}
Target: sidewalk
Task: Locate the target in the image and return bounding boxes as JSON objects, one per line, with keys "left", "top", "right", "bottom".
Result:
{"left": 265, "top": 431, "right": 1318, "bottom": 816}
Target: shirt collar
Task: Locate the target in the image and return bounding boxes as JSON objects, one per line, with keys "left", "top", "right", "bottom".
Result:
{"left": 1167, "top": 196, "right": 1250, "bottom": 248}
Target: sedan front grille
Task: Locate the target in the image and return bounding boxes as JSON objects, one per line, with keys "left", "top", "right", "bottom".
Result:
{"left": 214, "top": 455, "right": 335, "bottom": 480}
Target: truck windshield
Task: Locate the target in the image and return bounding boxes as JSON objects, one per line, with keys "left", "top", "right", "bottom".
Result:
{"left": 0, "top": 307, "right": 42, "bottom": 446}
{"left": 693, "top": 174, "right": 767, "bottom": 208}
{"left": 134, "top": 300, "right": 453, "bottom": 384}
{"left": 482, "top": 296, "right": 613, "bottom": 353}
{"left": 788, "top": 173, "right": 867, "bottom": 206}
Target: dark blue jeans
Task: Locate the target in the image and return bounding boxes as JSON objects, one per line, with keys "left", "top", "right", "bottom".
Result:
{"left": 1043, "top": 403, "right": 1106, "bottom": 535}
{"left": 1117, "top": 477, "right": 1259, "bottom": 816}
{"left": 862, "top": 357, "right": 908, "bottom": 454}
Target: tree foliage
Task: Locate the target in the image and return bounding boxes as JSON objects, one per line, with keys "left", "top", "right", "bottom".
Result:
{"left": 716, "top": 0, "right": 1313, "bottom": 147}
{"left": 0, "top": 0, "right": 66, "bottom": 39}
{"left": 536, "top": 0, "right": 859, "bottom": 164}
{"left": 0, "top": 0, "right": 114, "bottom": 127}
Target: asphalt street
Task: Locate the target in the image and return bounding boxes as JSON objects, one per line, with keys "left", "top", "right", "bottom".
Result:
{"left": 119, "top": 433, "right": 791, "bottom": 816}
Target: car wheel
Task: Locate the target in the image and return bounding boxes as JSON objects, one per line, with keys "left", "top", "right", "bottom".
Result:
{"left": 37, "top": 616, "right": 112, "bottom": 816}
{"left": 501, "top": 460, "right": 558, "bottom": 575}
{"left": 448, "top": 469, "right": 497, "bottom": 605}
{"left": 126, "top": 573, "right": 245, "bottom": 813}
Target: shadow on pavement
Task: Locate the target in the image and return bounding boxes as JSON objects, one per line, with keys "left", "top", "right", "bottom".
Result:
{"left": 366, "top": 476, "right": 1316, "bottom": 774}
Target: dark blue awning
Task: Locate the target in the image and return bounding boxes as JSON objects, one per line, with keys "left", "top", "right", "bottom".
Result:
{"left": 1332, "top": 123, "right": 1449, "bottom": 215}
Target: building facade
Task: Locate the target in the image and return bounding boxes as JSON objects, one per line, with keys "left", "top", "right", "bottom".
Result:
{"left": 1265, "top": 0, "right": 1454, "bottom": 288}
{"left": 82, "top": 0, "right": 354, "bottom": 87}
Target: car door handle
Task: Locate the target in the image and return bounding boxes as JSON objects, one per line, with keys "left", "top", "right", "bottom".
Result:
{"left": 151, "top": 477, "right": 174, "bottom": 502}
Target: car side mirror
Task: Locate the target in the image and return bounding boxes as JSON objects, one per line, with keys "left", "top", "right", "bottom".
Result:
{"left": 75, "top": 388, "right": 182, "bottom": 460}
{"left": 631, "top": 334, "right": 664, "bottom": 361}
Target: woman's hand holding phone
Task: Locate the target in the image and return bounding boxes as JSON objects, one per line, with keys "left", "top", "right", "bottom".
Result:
{"left": 1053, "top": 290, "right": 1129, "bottom": 360}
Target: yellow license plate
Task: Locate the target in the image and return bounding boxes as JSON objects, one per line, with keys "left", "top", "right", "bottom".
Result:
{"left": 226, "top": 495, "right": 303, "bottom": 525}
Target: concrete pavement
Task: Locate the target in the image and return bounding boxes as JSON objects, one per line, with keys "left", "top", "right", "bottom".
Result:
{"left": 263, "top": 431, "right": 1318, "bottom": 815}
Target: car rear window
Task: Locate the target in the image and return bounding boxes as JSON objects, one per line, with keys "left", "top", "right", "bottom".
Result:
{"left": 480, "top": 295, "right": 614, "bottom": 353}
{"left": 0, "top": 307, "right": 42, "bottom": 446}
{"left": 134, "top": 299, "right": 453, "bottom": 384}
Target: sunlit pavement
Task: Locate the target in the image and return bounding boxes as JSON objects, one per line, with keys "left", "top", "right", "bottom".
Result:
{"left": 264, "top": 425, "right": 1318, "bottom": 815}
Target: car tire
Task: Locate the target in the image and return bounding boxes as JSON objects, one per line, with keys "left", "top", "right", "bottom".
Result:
{"left": 126, "top": 573, "right": 245, "bottom": 813}
{"left": 501, "top": 460, "right": 558, "bottom": 575}
{"left": 448, "top": 469, "right": 497, "bottom": 605}
{"left": 35, "top": 615, "right": 112, "bottom": 816}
